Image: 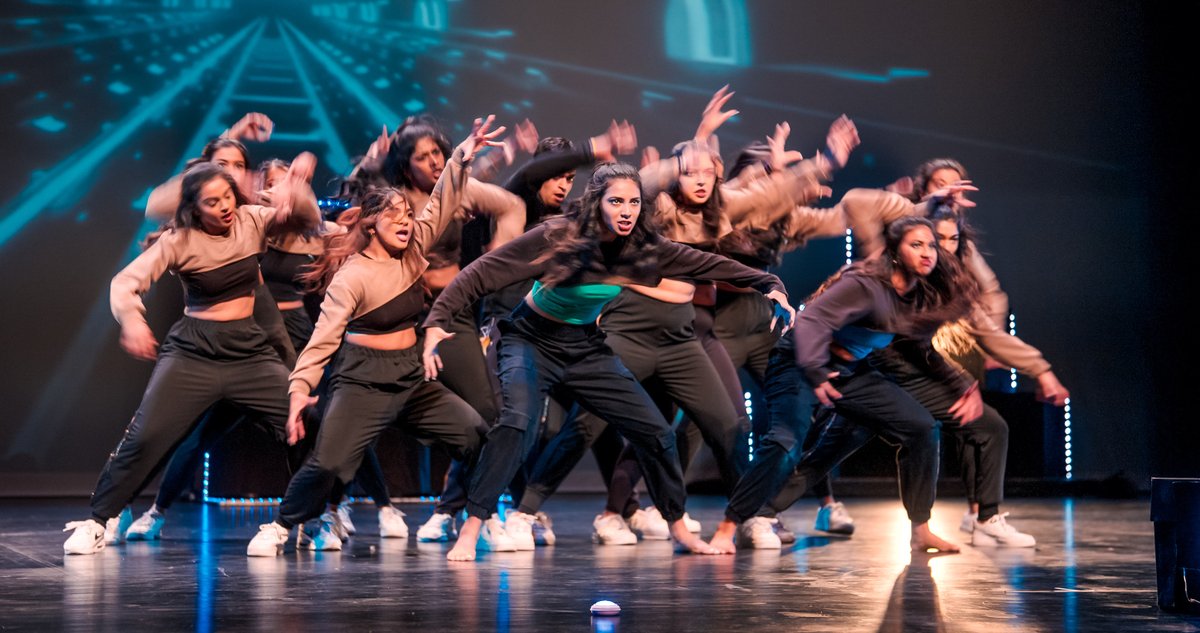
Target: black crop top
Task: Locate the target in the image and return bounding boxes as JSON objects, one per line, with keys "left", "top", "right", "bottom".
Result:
{"left": 346, "top": 282, "right": 427, "bottom": 334}
{"left": 260, "top": 248, "right": 315, "bottom": 303}
{"left": 178, "top": 254, "right": 261, "bottom": 308}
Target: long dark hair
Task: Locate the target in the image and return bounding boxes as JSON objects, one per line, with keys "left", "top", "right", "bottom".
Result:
{"left": 300, "top": 186, "right": 409, "bottom": 293}
{"left": 808, "top": 216, "right": 978, "bottom": 335}
{"left": 382, "top": 115, "right": 452, "bottom": 191}
{"left": 720, "top": 140, "right": 795, "bottom": 265}
{"left": 200, "top": 137, "right": 250, "bottom": 165}
{"left": 171, "top": 162, "right": 251, "bottom": 232}
{"left": 667, "top": 140, "right": 724, "bottom": 241}
{"left": 926, "top": 202, "right": 978, "bottom": 261}
{"left": 909, "top": 158, "right": 968, "bottom": 202}
{"left": 538, "top": 162, "right": 661, "bottom": 286}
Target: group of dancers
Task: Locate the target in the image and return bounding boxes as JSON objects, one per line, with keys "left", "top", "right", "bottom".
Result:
{"left": 62, "top": 86, "right": 1070, "bottom": 562}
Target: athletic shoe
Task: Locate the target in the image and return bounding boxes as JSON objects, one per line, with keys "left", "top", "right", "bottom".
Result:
{"left": 971, "top": 513, "right": 1036, "bottom": 548}
{"left": 737, "top": 517, "right": 782, "bottom": 549}
{"left": 477, "top": 514, "right": 518, "bottom": 552}
{"left": 814, "top": 501, "right": 856, "bottom": 535}
{"left": 417, "top": 512, "right": 456, "bottom": 542}
{"left": 298, "top": 513, "right": 343, "bottom": 551}
{"left": 125, "top": 509, "right": 165, "bottom": 541}
{"left": 105, "top": 507, "right": 133, "bottom": 545}
{"left": 336, "top": 503, "right": 357, "bottom": 536}
{"left": 682, "top": 512, "right": 702, "bottom": 534}
{"left": 592, "top": 514, "right": 638, "bottom": 545}
{"left": 532, "top": 511, "right": 556, "bottom": 546}
{"left": 378, "top": 506, "right": 408, "bottom": 539}
{"left": 247, "top": 522, "right": 290, "bottom": 557}
{"left": 960, "top": 511, "right": 978, "bottom": 534}
{"left": 628, "top": 508, "right": 670, "bottom": 540}
{"left": 63, "top": 520, "right": 107, "bottom": 555}
{"left": 504, "top": 510, "right": 537, "bottom": 551}
{"left": 770, "top": 515, "right": 797, "bottom": 545}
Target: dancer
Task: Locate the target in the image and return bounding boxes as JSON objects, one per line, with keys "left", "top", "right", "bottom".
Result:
{"left": 713, "top": 216, "right": 980, "bottom": 554}
{"left": 246, "top": 116, "right": 503, "bottom": 557}
{"left": 63, "top": 153, "right": 319, "bottom": 555}
{"left": 423, "top": 162, "right": 795, "bottom": 561}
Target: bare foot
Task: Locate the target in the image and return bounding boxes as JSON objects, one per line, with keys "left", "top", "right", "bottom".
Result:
{"left": 447, "top": 516, "right": 482, "bottom": 562}
{"left": 708, "top": 519, "right": 737, "bottom": 554}
{"left": 671, "top": 520, "right": 723, "bottom": 555}
{"left": 910, "top": 522, "right": 960, "bottom": 553}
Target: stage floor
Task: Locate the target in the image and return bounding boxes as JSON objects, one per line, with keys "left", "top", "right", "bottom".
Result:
{"left": 0, "top": 496, "right": 1195, "bottom": 632}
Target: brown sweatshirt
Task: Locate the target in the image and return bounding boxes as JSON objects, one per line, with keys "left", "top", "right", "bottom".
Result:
{"left": 288, "top": 148, "right": 469, "bottom": 395}
{"left": 405, "top": 177, "right": 524, "bottom": 270}
{"left": 839, "top": 188, "right": 1052, "bottom": 377}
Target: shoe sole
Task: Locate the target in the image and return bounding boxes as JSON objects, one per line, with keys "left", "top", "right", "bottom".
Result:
{"left": 816, "top": 525, "right": 855, "bottom": 536}
{"left": 592, "top": 533, "right": 637, "bottom": 546}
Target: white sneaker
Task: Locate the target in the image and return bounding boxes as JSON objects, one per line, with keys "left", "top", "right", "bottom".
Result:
{"left": 477, "top": 514, "right": 518, "bottom": 552}
{"left": 378, "top": 506, "right": 408, "bottom": 539}
{"left": 737, "top": 517, "right": 782, "bottom": 549}
{"left": 960, "top": 511, "right": 978, "bottom": 534}
{"left": 971, "top": 513, "right": 1036, "bottom": 548}
{"left": 417, "top": 512, "right": 457, "bottom": 542}
{"left": 63, "top": 519, "right": 107, "bottom": 555}
{"left": 504, "top": 510, "right": 537, "bottom": 551}
{"left": 531, "top": 511, "right": 556, "bottom": 546}
{"left": 592, "top": 514, "right": 638, "bottom": 545}
{"left": 628, "top": 508, "right": 670, "bottom": 540}
{"left": 247, "top": 522, "right": 290, "bottom": 557}
{"left": 814, "top": 501, "right": 856, "bottom": 535}
{"left": 336, "top": 503, "right": 357, "bottom": 536}
{"left": 126, "top": 509, "right": 165, "bottom": 541}
{"left": 105, "top": 507, "right": 133, "bottom": 545}
{"left": 298, "top": 513, "right": 344, "bottom": 551}
{"left": 682, "top": 512, "right": 702, "bottom": 534}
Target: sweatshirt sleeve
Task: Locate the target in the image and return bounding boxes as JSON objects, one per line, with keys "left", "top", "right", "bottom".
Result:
{"left": 722, "top": 154, "right": 834, "bottom": 226}
{"left": 785, "top": 205, "right": 848, "bottom": 242}
{"left": 840, "top": 188, "right": 921, "bottom": 258}
{"left": 424, "top": 223, "right": 552, "bottom": 330}
{"left": 461, "top": 177, "right": 526, "bottom": 247}
{"left": 504, "top": 144, "right": 595, "bottom": 197}
{"left": 110, "top": 234, "right": 178, "bottom": 328}
{"left": 653, "top": 240, "right": 786, "bottom": 295}
{"left": 965, "top": 304, "right": 1051, "bottom": 377}
{"left": 962, "top": 248, "right": 1010, "bottom": 330}
{"left": 792, "top": 275, "right": 878, "bottom": 385}
{"left": 639, "top": 156, "right": 679, "bottom": 200}
{"left": 288, "top": 272, "right": 359, "bottom": 395}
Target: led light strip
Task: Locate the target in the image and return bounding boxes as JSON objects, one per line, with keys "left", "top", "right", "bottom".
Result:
{"left": 744, "top": 391, "right": 755, "bottom": 462}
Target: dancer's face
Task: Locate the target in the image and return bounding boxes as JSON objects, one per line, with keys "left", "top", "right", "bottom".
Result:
{"left": 896, "top": 225, "right": 938, "bottom": 277}
{"left": 678, "top": 148, "right": 716, "bottom": 206}
{"left": 598, "top": 178, "right": 641, "bottom": 239}
{"left": 537, "top": 171, "right": 575, "bottom": 208}
{"left": 408, "top": 136, "right": 445, "bottom": 192}
{"left": 924, "top": 167, "right": 962, "bottom": 196}
{"left": 210, "top": 146, "right": 248, "bottom": 184}
{"left": 196, "top": 176, "right": 238, "bottom": 236}
{"left": 372, "top": 193, "right": 415, "bottom": 254}
{"left": 934, "top": 219, "right": 961, "bottom": 259}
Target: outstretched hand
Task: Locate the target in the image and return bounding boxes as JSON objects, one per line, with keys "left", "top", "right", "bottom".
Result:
{"left": 641, "top": 146, "right": 660, "bottom": 169}
{"left": 825, "top": 115, "right": 860, "bottom": 169}
{"left": 271, "top": 151, "right": 317, "bottom": 217}
{"left": 458, "top": 115, "right": 507, "bottom": 163}
{"left": 695, "top": 85, "right": 738, "bottom": 142}
{"left": 226, "top": 112, "right": 274, "bottom": 142}
{"left": 1036, "top": 371, "right": 1070, "bottom": 407}
{"left": 766, "top": 289, "right": 796, "bottom": 335}
{"left": 592, "top": 119, "right": 638, "bottom": 162}
{"left": 286, "top": 391, "right": 318, "bottom": 445}
{"left": 512, "top": 119, "right": 540, "bottom": 155}
{"left": 422, "top": 326, "right": 457, "bottom": 380}
{"left": 767, "top": 122, "right": 805, "bottom": 171}
{"left": 927, "top": 180, "right": 979, "bottom": 209}
{"left": 119, "top": 321, "right": 158, "bottom": 362}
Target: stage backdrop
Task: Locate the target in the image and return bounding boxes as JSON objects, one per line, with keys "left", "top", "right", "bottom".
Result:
{"left": 0, "top": 0, "right": 1180, "bottom": 494}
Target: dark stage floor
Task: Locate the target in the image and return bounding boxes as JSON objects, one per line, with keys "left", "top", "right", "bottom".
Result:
{"left": 0, "top": 496, "right": 1196, "bottom": 632}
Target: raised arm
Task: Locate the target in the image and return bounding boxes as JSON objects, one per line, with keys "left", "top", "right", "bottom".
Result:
{"left": 145, "top": 175, "right": 182, "bottom": 223}
{"left": 461, "top": 177, "right": 526, "bottom": 250}
{"left": 840, "top": 188, "right": 924, "bottom": 258}
{"left": 263, "top": 152, "right": 320, "bottom": 236}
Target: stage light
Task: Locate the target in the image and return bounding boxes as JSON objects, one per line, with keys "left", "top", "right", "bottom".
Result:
{"left": 845, "top": 228, "right": 853, "bottom": 265}
{"left": 1008, "top": 313, "right": 1018, "bottom": 391}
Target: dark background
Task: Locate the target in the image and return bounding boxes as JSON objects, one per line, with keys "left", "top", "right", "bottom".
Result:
{"left": 0, "top": 1, "right": 1192, "bottom": 495}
